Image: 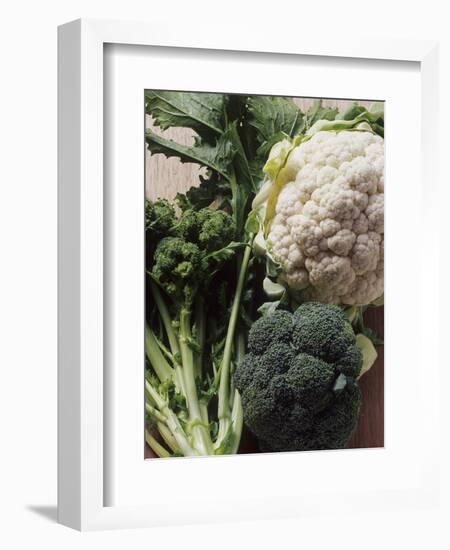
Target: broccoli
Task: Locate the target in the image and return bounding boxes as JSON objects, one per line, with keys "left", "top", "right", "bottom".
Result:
{"left": 145, "top": 200, "right": 251, "bottom": 456}
{"left": 196, "top": 209, "right": 236, "bottom": 252}
{"left": 145, "top": 198, "right": 176, "bottom": 239}
{"left": 145, "top": 198, "right": 176, "bottom": 269}
{"left": 233, "top": 302, "right": 363, "bottom": 452}
{"left": 246, "top": 310, "right": 293, "bottom": 355}
{"left": 151, "top": 237, "right": 204, "bottom": 306}
{"left": 174, "top": 208, "right": 236, "bottom": 252}
{"left": 150, "top": 207, "right": 237, "bottom": 307}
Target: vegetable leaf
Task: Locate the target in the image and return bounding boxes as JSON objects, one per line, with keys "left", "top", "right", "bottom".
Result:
{"left": 145, "top": 130, "right": 235, "bottom": 180}
{"left": 336, "top": 102, "right": 368, "bottom": 121}
{"left": 304, "top": 100, "right": 339, "bottom": 129}
{"left": 145, "top": 91, "right": 226, "bottom": 142}
{"left": 247, "top": 95, "right": 305, "bottom": 143}
{"left": 205, "top": 241, "right": 247, "bottom": 265}
{"left": 227, "top": 122, "right": 257, "bottom": 194}
{"left": 361, "top": 326, "right": 384, "bottom": 346}
{"left": 176, "top": 174, "right": 230, "bottom": 212}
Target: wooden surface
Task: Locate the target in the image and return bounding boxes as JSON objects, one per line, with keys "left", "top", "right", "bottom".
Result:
{"left": 145, "top": 96, "right": 383, "bottom": 456}
{"left": 348, "top": 307, "right": 384, "bottom": 448}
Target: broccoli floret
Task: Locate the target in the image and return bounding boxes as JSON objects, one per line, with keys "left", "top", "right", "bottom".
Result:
{"left": 234, "top": 343, "right": 292, "bottom": 389}
{"left": 247, "top": 310, "right": 293, "bottom": 355}
{"left": 309, "top": 381, "right": 361, "bottom": 450}
{"left": 235, "top": 343, "right": 297, "bottom": 448}
{"left": 175, "top": 208, "right": 235, "bottom": 252}
{"left": 173, "top": 210, "right": 200, "bottom": 244}
{"left": 286, "top": 353, "right": 335, "bottom": 409}
{"left": 234, "top": 343, "right": 295, "bottom": 396}
{"left": 145, "top": 198, "right": 176, "bottom": 239}
{"left": 151, "top": 237, "right": 204, "bottom": 306}
{"left": 259, "top": 383, "right": 361, "bottom": 453}
{"left": 292, "top": 302, "right": 357, "bottom": 363}
{"left": 233, "top": 302, "right": 363, "bottom": 452}
{"left": 233, "top": 352, "right": 260, "bottom": 393}
{"left": 240, "top": 374, "right": 294, "bottom": 448}
{"left": 196, "top": 209, "right": 235, "bottom": 251}
{"left": 150, "top": 207, "right": 237, "bottom": 309}
{"left": 334, "top": 345, "right": 363, "bottom": 378}
{"left": 145, "top": 199, "right": 177, "bottom": 269}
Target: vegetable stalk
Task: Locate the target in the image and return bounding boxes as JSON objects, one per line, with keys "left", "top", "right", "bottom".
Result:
{"left": 215, "top": 237, "right": 253, "bottom": 450}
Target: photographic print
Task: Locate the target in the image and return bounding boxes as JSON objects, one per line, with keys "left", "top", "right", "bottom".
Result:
{"left": 144, "top": 92, "right": 384, "bottom": 458}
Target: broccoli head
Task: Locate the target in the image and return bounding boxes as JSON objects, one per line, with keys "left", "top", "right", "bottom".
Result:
{"left": 151, "top": 237, "right": 204, "bottom": 306}
{"left": 145, "top": 198, "right": 176, "bottom": 239}
{"left": 247, "top": 310, "right": 293, "bottom": 355}
{"left": 150, "top": 207, "right": 237, "bottom": 309}
{"left": 233, "top": 302, "right": 363, "bottom": 452}
{"left": 175, "top": 208, "right": 236, "bottom": 252}
{"left": 292, "top": 302, "right": 358, "bottom": 364}
{"left": 145, "top": 199, "right": 177, "bottom": 269}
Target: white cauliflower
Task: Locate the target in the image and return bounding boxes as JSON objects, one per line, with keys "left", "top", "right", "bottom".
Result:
{"left": 262, "top": 129, "right": 384, "bottom": 305}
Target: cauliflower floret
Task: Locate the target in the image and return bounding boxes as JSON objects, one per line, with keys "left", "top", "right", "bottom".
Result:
{"left": 267, "top": 130, "right": 384, "bottom": 305}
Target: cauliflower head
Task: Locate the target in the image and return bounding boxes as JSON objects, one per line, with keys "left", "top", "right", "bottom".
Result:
{"left": 264, "top": 129, "right": 384, "bottom": 305}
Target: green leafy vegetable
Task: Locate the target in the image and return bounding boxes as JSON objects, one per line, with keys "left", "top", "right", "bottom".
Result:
{"left": 246, "top": 95, "right": 305, "bottom": 143}
{"left": 144, "top": 92, "right": 383, "bottom": 458}
{"left": 145, "top": 91, "right": 226, "bottom": 141}
{"left": 145, "top": 131, "right": 234, "bottom": 180}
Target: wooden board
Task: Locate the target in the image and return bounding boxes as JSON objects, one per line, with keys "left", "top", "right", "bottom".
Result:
{"left": 348, "top": 306, "right": 384, "bottom": 449}
{"left": 145, "top": 96, "right": 384, "bottom": 457}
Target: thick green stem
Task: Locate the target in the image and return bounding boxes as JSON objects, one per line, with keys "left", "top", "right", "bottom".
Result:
{"left": 194, "top": 297, "right": 206, "bottom": 378}
{"left": 146, "top": 326, "right": 185, "bottom": 398}
{"left": 229, "top": 332, "right": 246, "bottom": 409}
{"left": 178, "top": 308, "right": 214, "bottom": 455}
{"left": 154, "top": 336, "right": 176, "bottom": 366}
{"left": 200, "top": 402, "right": 209, "bottom": 426}
{"left": 145, "top": 380, "right": 197, "bottom": 456}
{"left": 215, "top": 238, "right": 253, "bottom": 449}
{"left": 145, "top": 402, "right": 167, "bottom": 424}
{"left": 145, "top": 430, "right": 171, "bottom": 458}
{"left": 150, "top": 280, "right": 180, "bottom": 358}
{"left": 145, "top": 325, "right": 173, "bottom": 383}
{"left": 227, "top": 333, "right": 245, "bottom": 454}
{"left": 149, "top": 281, "right": 186, "bottom": 395}
{"left": 228, "top": 390, "right": 243, "bottom": 454}
{"left": 157, "top": 421, "right": 180, "bottom": 454}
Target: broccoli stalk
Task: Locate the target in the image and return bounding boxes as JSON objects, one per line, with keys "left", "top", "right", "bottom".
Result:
{"left": 178, "top": 306, "right": 214, "bottom": 454}
{"left": 215, "top": 237, "right": 253, "bottom": 451}
{"left": 145, "top": 205, "right": 250, "bottom": 456}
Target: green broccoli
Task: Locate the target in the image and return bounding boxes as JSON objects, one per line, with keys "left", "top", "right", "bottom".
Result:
{"left": 145, "top": 198, "right": 176, "bottom": 269}
{"left": 146, "top": 201, "right": 249, "bottom": 456}
{"left": 174, "top": 208, "right": 236, "bottom": 252}
{"left": 145, "top": 198, "right": 176, "bottom": 239}
{"left": 233, "top": 302, "right": 363, "bottom": 452}
{"left": 150, "top": 207, "right": 237, "bottom": 307}
{"left": 151, "top": 236, "right": 204, "bottom": 306}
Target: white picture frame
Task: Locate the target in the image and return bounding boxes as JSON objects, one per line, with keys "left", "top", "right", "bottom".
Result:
{"left": 58, "top": 18, "right": 440, "bottom": 531}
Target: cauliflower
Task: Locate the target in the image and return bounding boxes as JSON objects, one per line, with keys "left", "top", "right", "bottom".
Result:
{"left": 256, "top": 125, "right": 384, "bottom": 305}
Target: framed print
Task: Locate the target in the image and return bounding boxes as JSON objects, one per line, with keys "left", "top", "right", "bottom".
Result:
{"left": 58, "top": 18, "right": 440, "bottom": 530}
